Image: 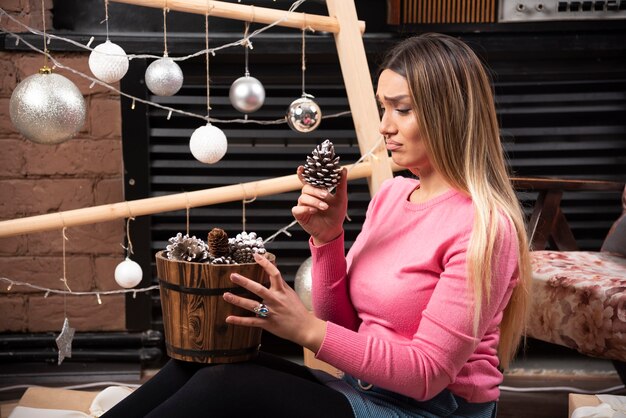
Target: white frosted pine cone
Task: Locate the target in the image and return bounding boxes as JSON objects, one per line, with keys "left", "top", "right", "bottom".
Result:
{"left": 303, "top": 139, "right": 341, "bottom": 189}
{"left": 166, "top": 233, "right": 209, "bottom": 262}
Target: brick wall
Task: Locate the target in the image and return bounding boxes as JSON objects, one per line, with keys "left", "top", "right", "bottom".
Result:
{"left": 0, "top": 1, "right": 127, "bottom": 332}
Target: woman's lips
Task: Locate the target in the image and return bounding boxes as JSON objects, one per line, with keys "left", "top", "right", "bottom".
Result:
{"left": 385, "top": 140, "right": 402, "bottom": 152}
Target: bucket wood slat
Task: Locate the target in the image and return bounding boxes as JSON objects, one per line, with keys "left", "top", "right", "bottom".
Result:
{"left": 156, "top": 251, "right": 273, "bottom": 363}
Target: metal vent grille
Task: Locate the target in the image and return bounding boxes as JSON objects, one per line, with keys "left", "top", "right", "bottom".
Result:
{"left": 388, "top": 0, "right": 497, "bottom": 24}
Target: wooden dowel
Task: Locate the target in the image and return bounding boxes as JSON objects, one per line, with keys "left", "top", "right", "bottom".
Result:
{"left": 326, "top": 0, "right": 393, "bottom": 195}
{"left": 0, "top": 162, "right": 399, "bottom": 238}
{"left": 108, "top": 0, "right": 366, "bottom": 34}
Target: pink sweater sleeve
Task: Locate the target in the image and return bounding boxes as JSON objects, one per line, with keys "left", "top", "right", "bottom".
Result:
{"left": 309, "top": 232, "right": 360, "bottom": 331}
{"left": 313, "top": 216, "right": 520, "bottom": 401}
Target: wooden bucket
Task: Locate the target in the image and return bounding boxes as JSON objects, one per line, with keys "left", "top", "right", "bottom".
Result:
{"left": 155, "top": 250, "right": 274, "bottom": 363}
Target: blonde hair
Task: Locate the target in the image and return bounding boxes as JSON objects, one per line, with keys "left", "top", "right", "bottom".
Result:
{"left": 381, "top": 33, "right": 531, "bottom": 369}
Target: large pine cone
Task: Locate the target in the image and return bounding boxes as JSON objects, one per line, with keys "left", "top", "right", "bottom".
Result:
{"left": 166, "top": 233, "right": 209, "bottom": 262}
{"left": 303, "top": 139, "right": 341, "bottom": 189}
{"left": 229, "top": 232, "right": 267, "bottom": 264}
{"left": 207, "top": 228, "right": 230, "bottom": 258}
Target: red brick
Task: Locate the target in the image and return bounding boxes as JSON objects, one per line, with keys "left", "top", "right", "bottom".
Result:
{"left": 0, "top": 53, "right": 17, "bottom": 98}
{"left": 0, "top": 255, "right": 93, "bottom": 293}
{"left": 26, "top": 220, "right": 125, "bottom": 256}
{"left": 0, "top": 99, "right": 21, "bottom": 137}
{"left": 24, "top": 139, "right": 122, "bottom": 176}
{"left": 27, "top": 293, "right": 125, "bottom": 332}
{"left": 2, "top": 16, "right": 25, "bottom": 34}
{"left": 90, "top": 97, "right": 122, "bottom": 138}
{"left": 13, "top": 54, "right": 46, "bottom": 83}
{"left": 2, "top": 0, "right": 23, "bottom": 12}
{"left": 0, "top": 178, "right": 94, "bottom": 218}
{"left": 94, "top": 256, "right": 127, "bottom": 291}
{"left": 0, "top": 139, "right": 26, "bottom": 176}
{"left": 0, "top": 295, "right": 27, "bottom": 332}
{"left": 95, "top": 178, "right": 124, "bottom": 205}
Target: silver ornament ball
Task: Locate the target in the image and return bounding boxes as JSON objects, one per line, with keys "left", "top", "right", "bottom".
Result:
{"left": 10, "top": 71, "right": 86, "bottom": 145}
{"left": 286, "top": 96, "right": 322, "bottom": 133}
{"left": 114, "top": 257, "right": 143, "bottom": 288}
{"left": 89, "top": 40, "right": 129, "bottom": 84}
{"left": 229, "top": 75, "right": 265, "bottom": 113}
{"left": 145, "top": 57, "right": 184, "bottom": 97}
{"left": 189, "top": 123, "right": 228, "bottom": 164}
{"left": 294, "top": 257, "right": 313, "bottom": 311}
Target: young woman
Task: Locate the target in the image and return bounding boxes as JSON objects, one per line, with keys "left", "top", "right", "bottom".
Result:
{"left": 103, "top": 33, "right": 531, "bottom": 418}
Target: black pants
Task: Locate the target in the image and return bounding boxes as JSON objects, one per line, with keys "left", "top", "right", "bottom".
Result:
{"left": 102, "top": 352, "right": 354, "bottom": 418}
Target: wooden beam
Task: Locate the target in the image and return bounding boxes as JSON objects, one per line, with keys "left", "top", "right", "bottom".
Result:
{"left": 326, "top": 0, "right": 393, "bottom": 196}
{"left": 0, "top": 162, "right": 403, "bottom": 239}
{"left": 109, "top": 0, "right": 365, "bottom": 34}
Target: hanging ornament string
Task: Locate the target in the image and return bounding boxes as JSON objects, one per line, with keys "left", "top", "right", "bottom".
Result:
{"left": 162, "top": 2, "right": 169, "bottom": 57}
{"left": 241, "top": 184, "right": 258, "bottom": 233}
{"left": 205, "top": 6, "right": 211, "bottom": 118}
{"left": 40, "top": 0, "right": 48, "bottom": 70}
{"left": 301, "top": 26, "right": 306, "bottom": 96}
{"left": 300, "top": 18, "right": 314, "bottom": 97}
{"left": 103, "top": 0, "right": 110, "bottom": 41}
{"left": 243, "top": 22, "right": 251, "bottom": 77}
{"left": 184, "top": 192, "right": 191, "bottom": 236}
{"left": 59, "top": 225, "right": 72, "bottom": 294}
{"left": 124, "top": 216, "right": 135, "bottom": 257}
{"left": 56, "top": 223, "right": 76, "bottom": 365}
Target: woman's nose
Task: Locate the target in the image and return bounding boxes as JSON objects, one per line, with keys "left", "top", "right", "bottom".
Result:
{"left": 378, "top": 110, "right": 394, "bottom": 137}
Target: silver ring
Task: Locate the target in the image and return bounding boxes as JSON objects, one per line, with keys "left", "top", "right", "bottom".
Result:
{"left": 253, "top": 303, "right": 269, "bottom": 318}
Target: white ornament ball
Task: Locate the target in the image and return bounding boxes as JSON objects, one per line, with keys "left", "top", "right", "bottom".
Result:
{"left": 145, "top": 57, "right": 184, "bottom": 96}
{"left": 114, "top": 258, "right": 143, "bottom": 288}
{"left": 89, "top": 40, "right": 129, "bottom": 83}
{"left": 294, "top": 257, "right": 313, "bottom": 311}
{"left": 10, "top": 71, "right": 86, "bottom": 144}
{"left": 229, "top": 75, "right": 265, "bottom": 113}
{"left": 286, "top": 96, "right": 322, "bottom": 133}
{"left": 189, "top": 123, "right": 228, "bottom": 164}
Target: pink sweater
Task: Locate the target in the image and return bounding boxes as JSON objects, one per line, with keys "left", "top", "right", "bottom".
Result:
{"left": 310, "top": 176, "right": 519, "bottom": 403}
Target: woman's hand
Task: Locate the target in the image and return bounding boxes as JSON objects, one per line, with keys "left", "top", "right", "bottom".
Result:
{"left": 223, "top": 253, "right": 326, "bottom": 353}
{"left": 291, "top": 166, "right": 348, "bottom": 246}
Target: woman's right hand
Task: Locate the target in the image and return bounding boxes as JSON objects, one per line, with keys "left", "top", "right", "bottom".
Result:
{"left": 292, "top": 166, "right": 348, "bottom": 246}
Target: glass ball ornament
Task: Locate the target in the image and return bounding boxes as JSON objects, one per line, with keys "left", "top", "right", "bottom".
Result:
{"left": 9, "top": 68, "right": 86, "bottom": 145}
{"left": 286, "top": 95, "right": 322, "bottom": 133}
{"left": 294, "top": 257, "right": 313, "bottom": 311}
{"left": 189, "top": 123, "right": 228, "bottom": 164}
{"left": 145, "top": 57, "right": 184, "bottom": 97}
{"left": 88, "top": 40, "right": 129, "bottom": 84}
{"left": 114, "top": 257, "right": 143, "bottom": 288}
{"left": 229, "top": 75, "right": 265, "bottom": 113}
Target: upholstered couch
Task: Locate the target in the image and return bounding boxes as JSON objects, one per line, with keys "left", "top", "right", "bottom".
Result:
{"left": 516, "top": 178, "right": 626, "bottom": 381}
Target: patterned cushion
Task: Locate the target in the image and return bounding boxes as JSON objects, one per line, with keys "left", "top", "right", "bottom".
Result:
{"left": 527, "top": 250, "right": 626, "bottom": 362}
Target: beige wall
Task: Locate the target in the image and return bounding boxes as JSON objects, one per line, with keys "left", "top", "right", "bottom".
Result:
{"left": 0, "top": 0, "right": 127, "bottom": 332}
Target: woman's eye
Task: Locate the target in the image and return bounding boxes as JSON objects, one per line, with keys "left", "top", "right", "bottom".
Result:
{"left": 396, "top": 108, "right": 411, "bottom": 114}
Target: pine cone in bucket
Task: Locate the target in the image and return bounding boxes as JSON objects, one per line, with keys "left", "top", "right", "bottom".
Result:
{"left": 207, "top": 228, "right": 230, "bottom": 258}
{"left": 229, "top": 232, "right": 267, "bottom": 264}
{"left": 303, "top": 139, "right": 341, "bottom": 189}
{"left": 166, "top": 233, "right": 209, "bottom": 262}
